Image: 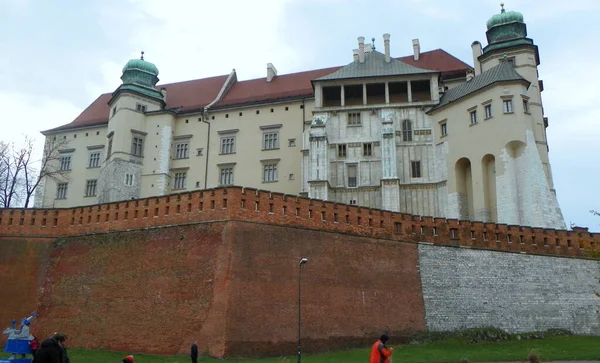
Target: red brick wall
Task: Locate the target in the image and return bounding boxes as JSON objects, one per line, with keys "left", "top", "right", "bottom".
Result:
{"left": 34, "top": 222, "right": 229, "bottom": 356}
{"left": 0, "top": 237, "right": 53, "bottom": 346}
{"left": 222, "top": 221, "right": 426, "bottom": 357}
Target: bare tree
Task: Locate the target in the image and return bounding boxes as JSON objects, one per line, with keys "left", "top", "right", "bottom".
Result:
{"left": 22, "top": 137, "right": 70, "bottom": 208}
{"left": 0, "top": 136, "right": 70, "bottom": 208}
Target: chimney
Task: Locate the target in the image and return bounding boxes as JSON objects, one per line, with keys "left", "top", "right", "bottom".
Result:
{"left": 266, "top": 63, "right": 278, "bottom": 83}
{"left": 412, "top": 39, "right": 420, "bottom": 61}
{"left": 352, "top": 49, "right": 359, "bottom": 61}
{"left": 471, "top": 41, "right": 482, "bottom": 75}
{"left": 358, "top": 36, "right": 365, "bottom": 63}
{"left": 466, "top": 69, "right": 475, "bottom": 82}
{"left": 383, "top": 33, "right": 391, "bottom": 62}
{"left": 160, "top": 87, "right": 167, "bottom": 103}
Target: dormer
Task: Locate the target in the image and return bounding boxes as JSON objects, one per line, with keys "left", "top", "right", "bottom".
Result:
{"left": 312, "top": 34, "right": 440, "bottom": 110}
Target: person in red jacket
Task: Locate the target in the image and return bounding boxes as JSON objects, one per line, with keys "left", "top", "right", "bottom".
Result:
{"left": 370, "top": 334, "right": 393, "bottom": 363}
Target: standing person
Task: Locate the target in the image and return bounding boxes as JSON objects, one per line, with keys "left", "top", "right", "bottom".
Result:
{"left": 32, "top": 334, "right": 63, "bottom": 363}
{"left": 29, "top": 335, "right": 40, "bottom": 357}
{"left": 191, "top": 341, "right": 199, "bottom": 363}
{"left": 53, "top": 333, "right": 70, "bottom": 363}
{"left": 369, "top": 334, "right": 393, "bottom": 363}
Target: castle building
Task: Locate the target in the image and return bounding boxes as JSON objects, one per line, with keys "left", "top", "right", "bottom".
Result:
{"left": 36, "top": 6, "right": 566, "bottom": 229}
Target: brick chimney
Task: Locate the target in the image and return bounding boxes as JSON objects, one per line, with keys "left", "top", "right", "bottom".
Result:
{"left": 358, "top": 36, "right": 365, "bottom": 63}
{"left": 383, "top": 33, "right": 391, "bottom": 63}
{"left": 266, "top": 63, "right": 278, "bottom": 83}
{"left": 412, "top": 39, "right": 420, "bottom": 61}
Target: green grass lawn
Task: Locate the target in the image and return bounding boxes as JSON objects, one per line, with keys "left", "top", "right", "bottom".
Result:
{"left": 2, "top": 336, "right": 599, "bottom": 363}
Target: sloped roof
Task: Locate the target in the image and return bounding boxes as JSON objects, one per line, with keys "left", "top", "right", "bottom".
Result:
{"left": 215, "top": 67, "right": 340, "bottom": 108}
{"left": 429, "top": 60, "right": 529, "bottom": 112}
{"left": 44, "top": 75, "right": 230, "bottom": 133}
{"left": 315, "top": 51, "right": 436, "bottom": 81}
{"left": 43, "top": 49, "right": 471, "bottom": 133}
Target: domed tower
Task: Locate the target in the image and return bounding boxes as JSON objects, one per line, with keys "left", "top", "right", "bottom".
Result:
{"left": 470, "top": 4, "right": 566, "bottom": 229}
{"left": 98, "top": 52, "right": 167, "bottom": 203}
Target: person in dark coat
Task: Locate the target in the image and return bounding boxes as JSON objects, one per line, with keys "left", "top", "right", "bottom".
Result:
{"left": 54, "top": 333, "right": 70, "bottom": 363}
{"left": 32, "top": 335, "right": 63, "bottom": 363}
{"left": 191, "top": 341, "right": 199, "bottom": 363}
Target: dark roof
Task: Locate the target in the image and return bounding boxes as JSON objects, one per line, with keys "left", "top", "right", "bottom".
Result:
{"left": 315, "top": 51, "right": 436, "bottom": 81}
{"left": 429, "top": 60, "right": 529, "bottom": 112}
{"left": 43, "top": 49, "right": 472, "bottom": 133}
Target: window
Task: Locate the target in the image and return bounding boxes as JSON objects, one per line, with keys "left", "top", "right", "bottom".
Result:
{"left": 85, "top": 180, "right": 97, "bottom": 197}
{"left": 88, "top": 152, "right": 101, "bottom": 168}
{"left": 125, "top": 173, "right": 134, "bottom": 186}
{"left": 503, "top": 99, "right": 513, "bottom": 113}
{"left": 136, "top": 103, "right": 147, "bottom": 112}
{"left": 56, "top": 183, "right": 68, "bottom": 199}
{"left": 288, "top": 138, "right": 296, "bottom": 147}
{"left": 337, "top": 144, "right": 347, "bottom": 158}
{"left": 470, "top": 110, "right": 477, "bottom": 124}
{"left": 347, "top": 164, "right": 357, "bottom": 187}
{"left": 523, "top": 99, "right": 529, "bottom": 113}
{"left": 131, "top": 136, "right": 144, "bottom": 156}
{"left": 347, "top": 112, "right": 361, "bottom": 126}
{"left": 175, "top": 142, "right": 189, "bottom": 159}
{"left": 196, "top": 148, "right": 203, "bottom": 156}
{"left": 263, "top": 132, "right": 279, "bottom": 150}
{"left": 411, "top": 161, "right": 422, "bottom": 178}
{"left": 484, "top": 104, "right": 492, "bottom": 119}
{"left": 220, "top": 136, "right": 236, "bottom": 154}
{"left": 363, "top": 143, "right": 373, "bottom": 156}
{"left": 173, "top": 172, "right": 187, "bottom": 189}
{"left": 60, "top": 155, "right": 72, "bottom": 171}
{"left": 440, "top": 123, "right": 447, "bottom": 137}
{"left": 112, "top": 107, "right": 116, "bottom": 116}
{"left": 402, "top": 120, "right": 412, "bottom": 141}
{"left": 107, "top": 135, "right": 113, "bottom": 159}
{"left": 220, "top": 167, "right": 234, "bottom": 185}
{"left": 263, "top": 164, "right": 278, "bottom": 182}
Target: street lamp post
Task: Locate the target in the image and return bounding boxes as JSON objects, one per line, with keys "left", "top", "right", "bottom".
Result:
{"left": 297, "top": 257, "right": 308, "bottom": 363}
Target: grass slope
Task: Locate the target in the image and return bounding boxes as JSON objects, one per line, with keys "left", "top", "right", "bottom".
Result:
{"left": 2, "top": 336, "right": 599, "bottom": 363}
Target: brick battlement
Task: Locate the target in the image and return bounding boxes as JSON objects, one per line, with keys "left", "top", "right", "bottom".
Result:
{"left": 0, "top": 186, "right": 598, "bottom": 258}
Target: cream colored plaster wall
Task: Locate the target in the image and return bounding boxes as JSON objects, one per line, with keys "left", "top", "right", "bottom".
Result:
{"left": 39, "top": 126, "right": 108, "bottom": 208}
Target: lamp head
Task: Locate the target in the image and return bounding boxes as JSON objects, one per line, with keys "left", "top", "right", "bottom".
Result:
{"left": 299, "top": 258, "right": 308, "bottom": 265}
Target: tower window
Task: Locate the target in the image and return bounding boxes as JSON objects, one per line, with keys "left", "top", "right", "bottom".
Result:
{"left": 131, "top": 136, "right": 144, "bottom": 156}
{"left": 124, "top": 173, "right": 134, "bottom": 186}
{"left": 411, "top": 161, "right": 422, "bottom": 178}
{"left": 136, "top": 103, "right": 147, "bottom": 112}
{"left": 470, "top": 110, "right": 477, "bottom": 124}
{"left": 440, "top": 123, "right": 447, "bottom": 137}
{"left": 173, "top": 172, "right": 187, "bottom": 190}
{"left": 484, "top": 104, "right": 492, "bottom": 119}
{"left": 503, "top": 99, "right": 513, "bottom": 113}
{"left": 523, "top": 99, "right": 529, "bottom": 113}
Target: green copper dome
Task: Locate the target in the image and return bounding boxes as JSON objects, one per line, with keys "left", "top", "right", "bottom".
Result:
{"left": 122, "top": 58, "right": 159, "bottom": 76}
{"left": 112, "top": 51, "right": 164, "bottom": 102}
{"left": 486, "top": 8, "right": 524, "bottom": 30}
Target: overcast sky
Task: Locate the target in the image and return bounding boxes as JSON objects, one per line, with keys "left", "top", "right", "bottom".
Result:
{"left": 1, "top": 0, "right": 598, "bottom": 230}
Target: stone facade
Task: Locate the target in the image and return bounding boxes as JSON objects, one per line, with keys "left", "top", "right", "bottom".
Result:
{"left": 419, "top": 244, "right": 600, "bottom": 335}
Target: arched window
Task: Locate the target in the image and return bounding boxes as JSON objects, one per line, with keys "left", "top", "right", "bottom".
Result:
{"left": 402, "top": 120, "right": 412, "bottom": 142}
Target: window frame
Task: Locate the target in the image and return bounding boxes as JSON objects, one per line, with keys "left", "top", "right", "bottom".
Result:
{"left": 411, "top": 161, "right": 422, "bottom": 178}
{"left": 219, "top": 166, "right": 234, "bottom": 186}
{"left": 124, "top": 173, "right": 135, "bottom": 186}
{"left": 175, "top": 142, "right": 189, "bottom": 159}
{"left": 262, "top": 131, "right": 279, "bottom": 150}
{"left": 502, "top": 98, "right": 514, "bottom": 114}
{"left": 347, "top": 112, "right": 361, "bottom": 126}
{"left": 85, "top": 179, "right": 97, "bottom": 197}
{"left": 337, "top": 144, "right": 347, "bottom": 158}
{"left": 401, "top": 120, "right": 412, "bottom": 141}
{"left": 347, "top": 163, "right": 358, "bottom": 188}
{"left": 59, "top": 155, "right": 72, "bottom": 171}
{"left": 173, "top": 171, "right": 187, "bottom": 190}
{"left": 56, "top": 183, "right": 68, "bottom": 199}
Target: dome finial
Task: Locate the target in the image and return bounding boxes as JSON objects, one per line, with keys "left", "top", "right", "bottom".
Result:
{"left": 140, "top": 51, "right": 145, "bottom": 61}
{"left": 500, "top": 2, "right": 505, "bottom": 13}
{"left": 371, "top": 37, "right": 376, "bottom": 51}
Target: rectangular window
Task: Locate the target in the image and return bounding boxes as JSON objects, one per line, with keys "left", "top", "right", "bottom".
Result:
{"left": 523, "top": 99, "right": 529, "bottom": 113}
{"left": 60, "top": 155, "right": 72, "bottom": 171}
{"left": 288, "top": 138, "right": 296, "bottom": 147}
{"left": 470, "top": 110, "right": 477, "bottom": 124}
{"left": 440, "top": 123, "right": 447, "bottom": 136}
{"left": 263, "top": 132, "right": 279, "bottom": 150}
{"left": 347, "top": 112, "right": 361, "bottom": 126}
{"left": 263, "top": 164, "right": 278, "bottom": 182}
{"left": 485, "top": 104, "right": 492, "bottom": 118}
{"left": 337, "top": 144, "right": 347, "bottom": 158}
{"left": 363, "top": 143, "right": 373, "bottom": 156}
{"left": 85, "top": 180, "right": 97, "bottom": 197}
{"left": 175, "top": 142, "right": 189, "bottom": 159}
{"left": 125, "top": 173, "right": 134, "bottom": 186}
{"left": 88, "top": 152, "right": 101, "bottom": 168}
{"left": 220, "top": 136, "right": 236, "bottom": 154}
{"left": 131, "top": 136, "right": 144, "bottom": 156}
{"left": 56, "top": 183, "right": 68, "bottom": 199}
{"left": 503, "top": 99, "right": 513, "bottom": 113}
{"left": 174, "top": 172, "right": 187, "bottom": 189}
{"left": 136, "top": 103, "right": 147, "bottom": 112}
{"left": 220, "top": 167, "right": 234, "bottom": 185}
{"left": 347, "top": 164, "right": 357, "bottom": 187}
{"left": 411, "top": 161, "right": 422, "bottom": 178}
{"left": 107, "top": 135, "right": 113, "bottom": 159}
